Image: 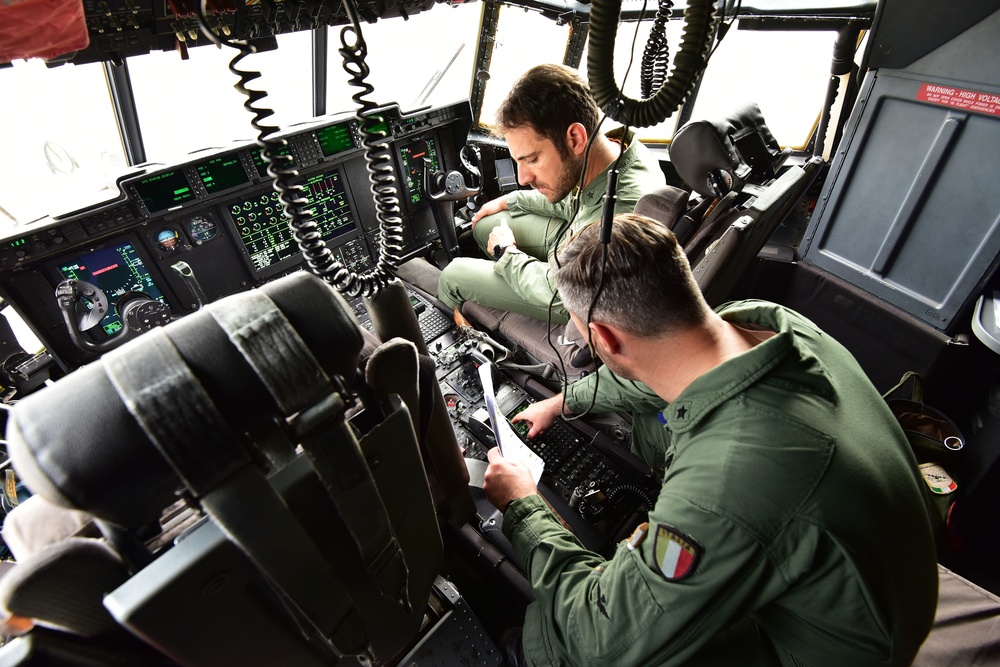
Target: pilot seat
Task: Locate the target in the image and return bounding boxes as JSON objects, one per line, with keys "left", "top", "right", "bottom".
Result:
{"left": 0, "top": 271, "right": 496, "bottom": 666}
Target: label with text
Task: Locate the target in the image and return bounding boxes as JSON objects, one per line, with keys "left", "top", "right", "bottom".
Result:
{"left": 917, "top": 83, "right": 1000, "bottom": 117}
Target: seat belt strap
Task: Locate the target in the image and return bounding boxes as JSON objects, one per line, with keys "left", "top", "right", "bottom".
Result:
{"left": 207, "top": 289, "right": 410, "bottom": 610}
{"left": 103, "top": 328, "right": 367, "bottom": 659}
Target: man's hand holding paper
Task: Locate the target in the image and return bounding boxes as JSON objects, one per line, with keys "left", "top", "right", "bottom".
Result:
{"left": 477, "top": 360, "right": 546, "bottom": 511}
{"left": 477, "top": 361, "right": 545, "bottom": 483}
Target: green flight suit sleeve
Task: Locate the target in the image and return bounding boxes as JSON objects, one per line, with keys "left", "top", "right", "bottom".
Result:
{"left": 506, "top": 190, "right": 575, "bottom": 222}
{"left": 504, "top": 484, "right": 785, "bottom": 666}
{"left": 506, "top": 188, "right": 646, "bottom": 238}
{"left": 492, "top": 248, "right": 564, "bottom": 312}
{"left": 564, "top": 366, "right": 665, "bottom": 414}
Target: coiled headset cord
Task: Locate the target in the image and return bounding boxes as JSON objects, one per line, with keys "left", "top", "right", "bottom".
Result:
{"left": 196, "top": 0, "right": 405, "bottom": 298}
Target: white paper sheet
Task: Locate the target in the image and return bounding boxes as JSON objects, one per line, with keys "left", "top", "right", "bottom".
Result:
{"left": 477, "top": 361, "right": 545, "bottom": 484}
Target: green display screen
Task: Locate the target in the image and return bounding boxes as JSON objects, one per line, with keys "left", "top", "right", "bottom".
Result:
{"left": 316, "top": 122, "right": 355, "bottom": 157}
{"left": 196, "top": 153, "right": 248, "bottom": 193}
{"left": 135, "top": 170, "right": 194, "bottom": 212}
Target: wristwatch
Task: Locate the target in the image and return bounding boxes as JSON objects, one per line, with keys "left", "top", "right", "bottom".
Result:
{"left": 493, "top": 243, "right": 514, "bottom": 260}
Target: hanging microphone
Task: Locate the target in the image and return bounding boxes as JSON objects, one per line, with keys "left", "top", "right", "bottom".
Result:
{"left": 600, "top": 168, "right": 619, "bottom": 244}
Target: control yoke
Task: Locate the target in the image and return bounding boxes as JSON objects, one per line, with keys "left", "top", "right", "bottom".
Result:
{"left": 423, "top": 144, "right": 483, "bottom": 261}
{"left": 424, "top": 144, "right": 483, "bottom": 202}
{"left": 56, "top": 261, "right": 208, "bottom": 353}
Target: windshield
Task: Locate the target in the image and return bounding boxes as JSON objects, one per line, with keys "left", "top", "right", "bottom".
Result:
{"left": 479, "top": 12, "right": 839, "bottom": 147}
{"left": 0, "top": 60, "right": 127, "bottom": 226}
{"left": 0, "top": 3, "right": 480, "bottom": 232}
{"left": 1, "top": 0, "right": 849, "bottom": 233}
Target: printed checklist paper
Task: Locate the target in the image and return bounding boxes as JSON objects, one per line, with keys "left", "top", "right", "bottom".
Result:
{"left": 478, "top": 361, "right": 545, "bottom": 484}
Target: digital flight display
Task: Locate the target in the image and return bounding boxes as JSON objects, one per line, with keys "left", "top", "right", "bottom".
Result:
{"left": 229, "top": 168, "right": 357, "bottom": 276}
{"left": 302, "top": 170, "right": 356, "bottom": 240}
{"left": 134, "top": 170, "right": 195, "bottom": 213}
{"left": 195, "top": 153, "right": 249, "bottom": 194}
{"left": 399, "top": 137, "right": 440, "bottom": 207}
{"left": 251, "top": 145, "right": 294, "bottom": 179}
{"left": 230, "top": 190, "right": 290, "bottom": 273}
{"left": 317, "top": 122, "right": 355, "bottom": 157}
{"left": 55, "top": 241, "right": 167, "bottom": 336}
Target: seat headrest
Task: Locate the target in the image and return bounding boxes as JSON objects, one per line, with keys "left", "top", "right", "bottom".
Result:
{"left": 1, "top": 495, "right": 96, "bottom": 562}
{"left": 633, "top": 186, "right": 691, "bottom": 229}
{"left": 669, "top": 102, "right": 790, "bottom": 198}
{"left": 6, "top": 272, "right": 363, "bottom": 528}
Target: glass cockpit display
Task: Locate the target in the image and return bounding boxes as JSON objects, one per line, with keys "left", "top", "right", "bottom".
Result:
{"left": 399, "top": 137, "right": 440, "bottom": 208}
{"left": 195, "top": 153, "right": 249, "bottom": 194}
{"left": 55, "top": 241, "right": 167, "bottom": 336}
{"left": 133, "top": 170, "right": 195, "bottom": 213}
{"left": 229, "top": 167, "right": 358, "bottom": 276}
{"left": 316, "top": 122, "right": 356, "bottom": 157}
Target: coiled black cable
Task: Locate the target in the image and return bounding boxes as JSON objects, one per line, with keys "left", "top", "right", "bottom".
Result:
{"left": 588, "top": 0, "right": 715, "bottom": 127}
{"left": 196, "top": 0, "right": 403, "bottom": 299}
{"left": 639, "top": 0, "right": 673, "bottom": 100}
{"left": 228, "top": 45, "right": 336, "bottom": 286}
{"left": 334, "top": 15, "right": 406, "bottom": 296}
{"left": 578, "top": 482, "right": 656, "bottom": 523}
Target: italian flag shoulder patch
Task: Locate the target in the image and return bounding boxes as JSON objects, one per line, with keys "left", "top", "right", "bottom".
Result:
{"left": 653, "top": 524, "right": 702, "bottom": 582}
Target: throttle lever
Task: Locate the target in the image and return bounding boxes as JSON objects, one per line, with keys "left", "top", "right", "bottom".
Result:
{"left": 171, "top": 260, "right": 208, "bottom": 308}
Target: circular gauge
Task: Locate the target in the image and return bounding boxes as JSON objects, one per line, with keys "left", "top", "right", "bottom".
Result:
{"left": 187, "top": 214, "right": 219, "bottom": 244}
{"left": 156, "top": 227, "right": 181, "bottom": 252}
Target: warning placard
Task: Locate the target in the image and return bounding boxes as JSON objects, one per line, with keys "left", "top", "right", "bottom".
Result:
{"left": 917, "top": 83, "right": 1000, "bottom": 117}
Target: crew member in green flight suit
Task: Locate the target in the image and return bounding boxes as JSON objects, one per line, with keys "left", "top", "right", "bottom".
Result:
{"left": 484, "top": 213, "right": 939, "bottom": 666}
{"left": 437, "top": 64, "right": 665, "bottom": 324}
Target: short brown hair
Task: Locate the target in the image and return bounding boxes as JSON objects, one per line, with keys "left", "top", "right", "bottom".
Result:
{"left": 555, "top": 214, "right": 710, "bottom": 337}
{"left": 494, "top": 64, "right": 600, "bottom": 156}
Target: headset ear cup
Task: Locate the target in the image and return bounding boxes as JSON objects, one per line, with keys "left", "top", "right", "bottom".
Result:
{"left": 707, "top": 168, "right": 733, "bottom": 197}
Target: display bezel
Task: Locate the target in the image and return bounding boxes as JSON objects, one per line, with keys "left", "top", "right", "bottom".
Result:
{"left": 396, "top": 133, "right": 441, "bottom": 213}
{"left": 47, "top": 234, "right": 171, "bottom": 343}
{"left": 223, "top": 164, "right": 363, "bottom": 280}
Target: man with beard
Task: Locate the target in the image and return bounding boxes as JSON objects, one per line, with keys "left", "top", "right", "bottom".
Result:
{"left": 483, "top": 214, "right": 939, "bottom": 665}
{"left": 437, "top": 64, "right": 665, "bottom": 324}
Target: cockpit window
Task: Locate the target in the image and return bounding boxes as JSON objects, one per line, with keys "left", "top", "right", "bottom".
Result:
{"left": 477, "top": 10, "right": 837, "bottom": 150}
{"left": 129, "top": 31, "right": 313, "bottom": 163}
{"left": 0, "top": 2, "right": 846, "bottom": 235}
{"left": 326, "top": 2, "right": 479, "bottom": 115}
{"left": 0, "top": 59, "right": 126, "bottom": 227}
{"left": 685, "top": 22, "right": 838, "bottom": 149}
{"left": 580, "top": 18, "right": 688, "bottom": 142}
{"left": 478, "top": 5, "right": 573, "bottom": 129}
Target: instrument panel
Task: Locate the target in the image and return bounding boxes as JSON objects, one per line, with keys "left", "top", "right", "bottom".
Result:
{"left": 0, "top": 94, "right": 655, "bottom": 555}
{"left": 0, "top": 100, "right": 472, "bottom": 371}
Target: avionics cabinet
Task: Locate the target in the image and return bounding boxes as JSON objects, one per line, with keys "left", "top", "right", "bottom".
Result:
{"left": 800, "top": 8, "right": 1000, "bottom": 334}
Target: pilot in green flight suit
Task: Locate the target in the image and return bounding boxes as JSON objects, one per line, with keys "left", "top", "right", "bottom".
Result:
{"left": 484, "top": 214, "right": 939, "bottom": 666}
{"left": 437, "top": 64, "right": 665, "bottom": 324}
